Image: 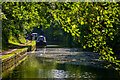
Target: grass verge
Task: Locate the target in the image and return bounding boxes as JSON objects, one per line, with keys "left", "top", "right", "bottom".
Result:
{"left": 1, "top": 47, "right": 28, "bottom": 60}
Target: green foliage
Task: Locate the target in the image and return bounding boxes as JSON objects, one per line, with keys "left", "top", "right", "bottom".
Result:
{"left": 50, "top": 2, "right": 120, "bottom": 70}
{"left": 2, "top": 2, "right": 52, "bottom": 44}
{"left": 2, "top": 2, "right": 120, "bottom": 70}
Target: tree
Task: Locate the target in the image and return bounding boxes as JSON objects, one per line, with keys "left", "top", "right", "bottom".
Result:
{"left": 49, "top": 2, "right": 120, "bottom": 70}
{"left": 2, "top": 2, "right": 120, "bottom": 70}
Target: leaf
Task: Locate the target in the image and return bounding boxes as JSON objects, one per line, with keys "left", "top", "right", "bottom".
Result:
{"left": 97, "top": 16, "right": 100, "bottom": 21}
{"left": 81, "top": 21, "right": 84, "bottom": 25}
{"left": 72, "top": 33, "right": 75, "bottom": 36}
{"left": 83, "top": 46, "right": 86, "bottom": 49}
{"left": 72, "top": 25, "right": 76, "bottom": 29}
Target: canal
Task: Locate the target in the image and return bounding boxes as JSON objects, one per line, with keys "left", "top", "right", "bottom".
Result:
{"left": 2, "top": 45, "right": 120, "bottom": 79}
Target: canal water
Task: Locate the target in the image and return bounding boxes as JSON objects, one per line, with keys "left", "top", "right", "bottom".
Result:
{"left": 2, "top": 46, "right": 120, "bottom": 79}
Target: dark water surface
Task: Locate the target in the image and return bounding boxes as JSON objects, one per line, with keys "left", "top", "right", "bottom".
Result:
{"left": 2, "top": 47, "right": 120, "bottom": 79}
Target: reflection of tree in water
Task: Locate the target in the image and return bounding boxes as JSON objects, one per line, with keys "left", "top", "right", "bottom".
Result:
{"left": 3, "top": 48, "right": 120, "bottom": 79}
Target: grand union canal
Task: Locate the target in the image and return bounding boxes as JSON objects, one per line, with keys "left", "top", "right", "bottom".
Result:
{"left": 2, "top": 46, "right": 120, "bottom": 79}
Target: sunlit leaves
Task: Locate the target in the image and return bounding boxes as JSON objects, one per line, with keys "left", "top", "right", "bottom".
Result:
{"left": 2, "top": 2, "right": 120, "bottom": 70}
{"left": 83, "top": 46, "right": 86, "bottom": 49}
{"left": 50, "top": 2, "right": 120, "bottom": 70}
{"left": 97, "top": 16, "right": 100, "bottom": 21}
{"left": 81, "top": 21, "right": 84, "bottom": 25}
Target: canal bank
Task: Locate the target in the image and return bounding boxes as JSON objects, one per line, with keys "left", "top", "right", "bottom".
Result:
{"left": 1, "top": 41, "right": 36, "bottom": 77}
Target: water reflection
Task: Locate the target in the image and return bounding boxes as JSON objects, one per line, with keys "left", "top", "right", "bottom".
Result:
{"left": 34, "top": 48, "right": 106, "bottom": 69}
{"left": 2, "top": 48, "right": 120, "bottom": 79}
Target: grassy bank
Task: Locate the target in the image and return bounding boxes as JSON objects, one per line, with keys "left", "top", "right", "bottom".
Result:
{"left": 1, "top": 33, "right": 36, "bottom": 59}
{"left": 1, "top": 47, "right": 28, "bottom": 60}
{"left": 2, "top": 34, "right": 27, "bottom": 51}
{"left": 1, "top": 40, "right": 36, "bottom": 60}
